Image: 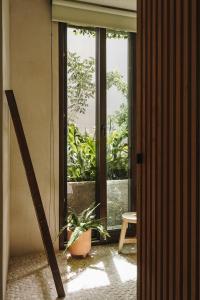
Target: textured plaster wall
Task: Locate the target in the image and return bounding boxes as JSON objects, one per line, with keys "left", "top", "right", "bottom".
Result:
{"left": 0, "top": 0, "right": 10, "bottom": 298}
{"left": 10, "top": 0, "right": 59, "bottom": 255}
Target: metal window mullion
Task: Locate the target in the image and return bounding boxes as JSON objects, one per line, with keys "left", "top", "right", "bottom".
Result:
{"left": 96, "top": 28, "right": 107, "bottom": 229}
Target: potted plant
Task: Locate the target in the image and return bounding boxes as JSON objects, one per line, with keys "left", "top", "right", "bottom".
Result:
{"left": 59, "top": 203, "right": 110, "bottom": 257}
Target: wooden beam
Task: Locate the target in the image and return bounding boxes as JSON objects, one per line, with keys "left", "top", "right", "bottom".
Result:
{"left": 5, "top": 90, "right": 65, "bottom": 298}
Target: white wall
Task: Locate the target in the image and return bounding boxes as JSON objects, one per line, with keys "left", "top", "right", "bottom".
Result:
{"left": 10, "top": 0, "right": 59, "bottom": 255}
{"left": 0, "top": 0, "right": 10, "bottom": 298}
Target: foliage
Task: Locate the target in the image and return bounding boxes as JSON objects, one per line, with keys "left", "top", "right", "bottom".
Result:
{"left": 68, "top": 52, "right": 128, "bottom": 122}
{"left": 59, "top": 203, "right": 110, "bottom": 250}
{"left": 107, "top": 71, "right": 128, "bottom": 98}
{"left": 73, "top": 28, "right": 129, "bottom": 39}
{"left": 68, "top": 52, "right": 95, "bottom": 121}
{"left": 108, "top": 103, "right": 128, "bottom": 131}
{"left": 67, "top": 123, "right": 128, "bottom": 181}
{"left": 107, "top": 128, "right": 128, "bottom": 179}
{"left": 67, "top": 124, "right": 96, "bottom": 181}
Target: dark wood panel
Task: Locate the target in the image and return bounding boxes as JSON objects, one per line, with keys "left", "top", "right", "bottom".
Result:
{"left": 136, "top": 0, "right": 199, "bottom": 299}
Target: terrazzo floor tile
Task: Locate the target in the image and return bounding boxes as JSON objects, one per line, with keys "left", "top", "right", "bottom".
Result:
{"left": 6, "top": 244, "right": 137, "bottom": 300}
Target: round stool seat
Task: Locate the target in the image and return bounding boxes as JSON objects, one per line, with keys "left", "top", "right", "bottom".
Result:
{"left": 118, "top": 211, "right": 137, "bottom": 253}
{"left": 122, "top": 212, "right": 137, "bottom": 223}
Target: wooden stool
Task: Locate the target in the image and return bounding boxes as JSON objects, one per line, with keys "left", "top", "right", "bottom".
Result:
{"left": 118, "top": 212, "right": 137, "bottom": 253}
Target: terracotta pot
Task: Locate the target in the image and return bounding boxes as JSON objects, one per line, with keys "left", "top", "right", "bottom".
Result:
{"left": 67, "top": 229, "right": 91, "bottom": 257}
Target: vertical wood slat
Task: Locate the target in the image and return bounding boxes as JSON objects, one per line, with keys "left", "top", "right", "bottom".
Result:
{"left": 175, "top": 0, "right": 182, "bottom": 298}
{"left": 136, "top": 0, "right": 199, "bottom": 299}
{"left": 190, "top": 0, "right": 197, "bottom": 298}
{"left": 162, "top": 0, "right": 169, "bottom": 298}
{"left": 146, "top": 0, "right": 152, "bottom": 297}
{"left": 182, "top": 0, "right": 189, "bottom": 298}
{"left": 168, "top": 0, "right": 175, "bottom": 298}
{"left": 141, "top": 0, "right": 147, "bottom": 298}
{"left": 156, "top": 0, "right": 162, "bottom": 299}
{"left": 150, "top": 0, "right": 157, "bottom": 298}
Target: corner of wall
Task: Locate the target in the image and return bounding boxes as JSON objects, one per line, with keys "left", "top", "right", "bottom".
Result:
{"left": 0, "top": 0, "right": 11, "bottom": 298}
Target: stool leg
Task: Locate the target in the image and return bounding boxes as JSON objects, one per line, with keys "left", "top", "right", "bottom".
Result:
{"left": 118, "top": 220, "right": 128, "bottom": 253}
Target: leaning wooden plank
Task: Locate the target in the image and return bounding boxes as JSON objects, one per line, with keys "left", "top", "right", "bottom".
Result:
{"left": 5, "top": 90, "right": 65, "bottom": 298}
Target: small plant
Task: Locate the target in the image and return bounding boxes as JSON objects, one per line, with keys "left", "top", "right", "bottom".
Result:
{"left": 59, "top": 203, "right": 110, "bottom": 251}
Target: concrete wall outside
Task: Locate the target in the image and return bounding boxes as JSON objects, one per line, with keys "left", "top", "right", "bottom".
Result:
{"left": 0, "top": 0, "right": 10, "bottom": 298}
{"left": 10, "top": 0, "right": 59, "bottom": 255}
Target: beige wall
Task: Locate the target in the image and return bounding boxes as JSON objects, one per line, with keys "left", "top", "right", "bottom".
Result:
{"left": 10, "top": 0, "right": 59, "bottom": 255}
{"left": 0, "top": 0, "right": 10, "bottom": 298}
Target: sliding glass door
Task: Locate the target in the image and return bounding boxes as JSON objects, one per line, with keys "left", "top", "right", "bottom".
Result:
{"left": 60, "top": 25, "right": 136, "bottom": 244}
{"left": 66, "top": 27, "right": 97, "bottom": 214}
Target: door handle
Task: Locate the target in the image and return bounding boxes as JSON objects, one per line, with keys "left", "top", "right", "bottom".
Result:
{"left": 101, "top": 124, "right": 106, "bottom": 137}
{"left": 136, "top": 153, "right": 143, "bottom": 164}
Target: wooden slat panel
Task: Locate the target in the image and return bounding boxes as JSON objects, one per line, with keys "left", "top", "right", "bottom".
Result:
{"left": 136, "top": 0, "right": 199, "bottom": 299}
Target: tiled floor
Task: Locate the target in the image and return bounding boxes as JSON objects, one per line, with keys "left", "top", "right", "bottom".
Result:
{"left": 6, "top": 244, "right": 137, "bottom": 300}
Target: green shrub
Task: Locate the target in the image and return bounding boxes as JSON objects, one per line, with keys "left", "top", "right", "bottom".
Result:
{"left": 67, "top": 124, "right": 96, "bottom": 182}
{"left": 67, "top": 123, "right": 128, "bottom": 182}
{"left": 107, "top": 128, "right": 128, "bottom": 180}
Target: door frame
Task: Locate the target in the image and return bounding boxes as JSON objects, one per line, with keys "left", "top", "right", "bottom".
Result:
{"left": 58, "top": 23, "right": 137, "bottom": 249}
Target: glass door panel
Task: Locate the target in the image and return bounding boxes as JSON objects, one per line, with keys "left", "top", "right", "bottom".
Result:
{"left": 106, "top": 31, "right": 130, "bottom": 230}
{"left": 67, "top": 27, "right": 96, "bottom": 214}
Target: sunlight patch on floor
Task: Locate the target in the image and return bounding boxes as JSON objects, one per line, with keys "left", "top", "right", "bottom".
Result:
{"left": 67, "top": 261, "right": 110, "bottom": 293}
{"left": 112, "top": 255, "right": 137, "bottom": 283}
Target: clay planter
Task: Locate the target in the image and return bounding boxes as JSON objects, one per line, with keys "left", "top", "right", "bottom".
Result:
{"left": 67, "top": 229, "right": 92, "bottom": 257}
